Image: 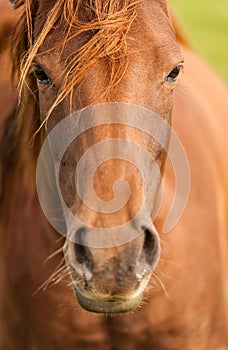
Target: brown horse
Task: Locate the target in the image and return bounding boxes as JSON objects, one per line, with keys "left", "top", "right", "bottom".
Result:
{"left": 0, "top": 0, "right": 228, "bottom": 349}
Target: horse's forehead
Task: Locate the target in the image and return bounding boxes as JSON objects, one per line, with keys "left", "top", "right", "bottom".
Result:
{"left": 34, "top": 0, "right": 170, "bottom": 35}
{"left": 133, "top": 4, "right": 175, "bottom": 44}
{"left": 34, "top": 0, "right": 174, "bottom": 49}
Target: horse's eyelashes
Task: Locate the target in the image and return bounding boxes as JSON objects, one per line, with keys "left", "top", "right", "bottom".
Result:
{"left": 34, "top": 66, "right": 52, "bottom": 85}
{"left": 165, "top": 65, "right": 182, "bottom": 83}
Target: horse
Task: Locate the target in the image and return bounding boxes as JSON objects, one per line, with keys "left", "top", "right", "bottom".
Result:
{"left": 0, "top": 0, "right": 228, "bottom": 349}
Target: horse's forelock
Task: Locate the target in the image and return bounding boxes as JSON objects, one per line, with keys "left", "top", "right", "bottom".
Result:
{"left": 7, "top": 0, "right": 140, "bottom": 188}
{"left": 12, "top": 0, "right": 140, "bottom": 134}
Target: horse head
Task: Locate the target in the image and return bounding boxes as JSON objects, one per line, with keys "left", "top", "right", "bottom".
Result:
{"left": 10, "top": 0, "right": 183, "bottom": 313}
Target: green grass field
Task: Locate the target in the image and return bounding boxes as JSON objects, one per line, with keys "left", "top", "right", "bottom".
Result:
{"left": 170, "top": 0, "right": 228, "bottom": 82}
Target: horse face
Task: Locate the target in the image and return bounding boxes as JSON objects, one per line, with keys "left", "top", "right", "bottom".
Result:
{"left": 12, "top": 0, "right": 183, "bottom": 313}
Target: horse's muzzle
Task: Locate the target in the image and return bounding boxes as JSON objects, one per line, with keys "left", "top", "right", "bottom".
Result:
{"left": 73, "top": 287, "right": 144, "bottom": 314}
{"left": 64, "top": 225, "right": 160, "bottom": 314}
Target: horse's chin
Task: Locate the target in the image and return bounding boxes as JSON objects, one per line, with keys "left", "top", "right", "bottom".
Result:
{"left": 73, "top": 287, "right": 143, "bottom": 314}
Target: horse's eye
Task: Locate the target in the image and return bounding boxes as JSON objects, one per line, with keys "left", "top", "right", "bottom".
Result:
{"left": 165, "top": 65, "right": 182, "bottom": 83}
{"left": 34, "top": 66, "right": 51, "bottom": 85}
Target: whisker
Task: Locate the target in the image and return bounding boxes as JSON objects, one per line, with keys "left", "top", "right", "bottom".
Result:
{"left": 176, "top": 83, "right": 193, "bottom": 96}
{"left": 55, "top": 236, "right": 65, "bottom": 244}
{"left": 153, "top": 272, "right": 171, "bottom": 300}
{"left": 159, "top": 258, "right": 181, "bottom": 267}
{"left": 34, "top": 259, "right": 68, "bottom": 294}
{"left": 156, "top": 270, "right": 177, "bottom": 281}
{"left": 52, "top": 271, "right": 70, "bottom": 286}
{"left": 43, "top": 247, "right": 64, "bottom": 265}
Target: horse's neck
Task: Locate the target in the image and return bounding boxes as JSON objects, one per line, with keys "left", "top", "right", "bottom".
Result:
{"left": 0, "top": 113, "right": 64, "bottom": 299}
{"left": 1, "top": 169, "right": 61, "bottom": 279}
{"left": 0, "top": 165, "right": 70, "bottom": 347}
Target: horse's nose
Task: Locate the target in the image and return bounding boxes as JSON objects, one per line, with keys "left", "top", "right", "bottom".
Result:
{"left": 65, "top": 224, "right": 160, "bottom": 311}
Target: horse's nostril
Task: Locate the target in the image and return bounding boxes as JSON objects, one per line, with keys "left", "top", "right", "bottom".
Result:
{"left": 75, "top": 227, "right": 86, "bottom": 245}
{"left": 74, "top": 228, "right": 93, "bottom": 271}
{"left": 137, "top": 226, "right": 160, "bottom": 278}
{"left": 142, "top": 228, "right": 157, "bottom": 265}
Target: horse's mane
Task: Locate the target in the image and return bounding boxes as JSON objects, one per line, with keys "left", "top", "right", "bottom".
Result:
{"left": 13, "top": 0, "right": 139, "bottom": 130}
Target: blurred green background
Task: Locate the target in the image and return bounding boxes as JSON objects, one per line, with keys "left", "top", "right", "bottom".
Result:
{"left": 170, "top": 0, "right": 228, "bottom": 82}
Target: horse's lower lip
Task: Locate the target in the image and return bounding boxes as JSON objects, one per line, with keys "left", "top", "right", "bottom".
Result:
{"left": 73, "top": 287, "right": 143, "bottom": 314}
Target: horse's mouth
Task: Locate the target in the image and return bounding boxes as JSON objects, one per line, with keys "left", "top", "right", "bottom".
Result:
{"left": 73, "top": 286, "right": 143, "bottom": 314}
{"left": 66, "top": 225, "right": 161, "bottom": 314}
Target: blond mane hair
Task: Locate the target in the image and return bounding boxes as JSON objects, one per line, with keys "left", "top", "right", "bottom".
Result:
{"left": 13, "top": 0, "right": 139, "bottom": 133}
